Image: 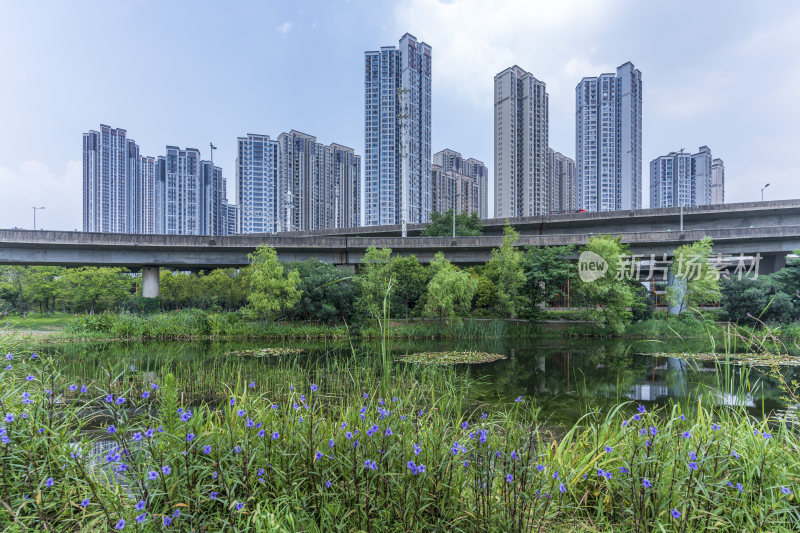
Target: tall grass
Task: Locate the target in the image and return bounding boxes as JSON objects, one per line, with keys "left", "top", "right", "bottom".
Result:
{"left": 0, "top": 348, "right": 797, "bottom": 531}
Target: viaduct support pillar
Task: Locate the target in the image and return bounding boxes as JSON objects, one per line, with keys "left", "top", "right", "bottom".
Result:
{"left": 667, "top": 269, "right": 686, "bottom": 315}
{"left": 142, "top": 266, "right": 160, "bottom": 298}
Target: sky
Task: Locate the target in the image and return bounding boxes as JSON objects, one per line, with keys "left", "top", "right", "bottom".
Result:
{"left": 1, "top": 0, "right": 799, "bottom": 230}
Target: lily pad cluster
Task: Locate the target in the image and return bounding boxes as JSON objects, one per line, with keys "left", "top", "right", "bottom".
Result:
{"left": 652, "top": 352, "right": 800, "bottom": 367}
{"left": 225, "top": 347, "right": 305, "bottom": 358}
{"left": 397, "top": 351, "right": 507, "bottom": 365}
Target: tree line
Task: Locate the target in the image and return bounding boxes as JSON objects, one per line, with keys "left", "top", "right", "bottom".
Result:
{"left": 2, "top": 224, "right": 799, "bottom": 332}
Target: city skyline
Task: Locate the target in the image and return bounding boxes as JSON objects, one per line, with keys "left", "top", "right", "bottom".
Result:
{"left": 2, "top": 1, "right": 799, "bottom": 230}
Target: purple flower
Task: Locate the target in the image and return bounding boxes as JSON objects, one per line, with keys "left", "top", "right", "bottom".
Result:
{"left": 257, "top": 430, "right": 265, "bottom": 438}
{"left": 186, "top": 433, "right": 194, "bottom": 442}
{"left": 272, "top": 431, "right": 280, "bottom": 440}
{"left": 345, "top": 431, "right": 353, "bottom": 440}
{"left": 234, "top": 446, "right": 242, "bottom": 453}
{"left": 235, "top": 502, "right": 244, "bottom": 511}
{"left": 148, "top": 471, "right": 158, "bottom": 480}
{"left": 163, "top": 516, "right": 172, "bottom": 526}
{"left": 413, "top": 443, "right": 421, "bottom": 455}
{"left": 210, "top": 492, "right": 218, "bottom": 499}
{"left": 461, "top": 421, "right": 468, "bottom": 429}
{"left": 731, "top": 450, "right": 740, "bottom": 459}
{"left": 514, "top": 396, "right": 522, "bottom": 403}
{"left": 203, "top": 445, "right": 212, "bottom": 454}
{"left": 781, "top": 486, "right": 792, "bottom": 495}
{"left": 643, "top": 478, "right": 652, "bottom": 488}
{"left": 682, "top": 431, "right": 691, "bottom": 439}
{"left": 650, "top": 426, "right": 658, "bottom": 436}
{"left": 418, "top": 464, "right": 426, "bottom": 473}
{"left": 604, "top": 446, "right": 613, "bottom": 454}
{"left": 115, "top": 397, "right": 125, "bottom": 405}
{"left": 711, "top": 423, "right": 720, "bottom": 431}
{"left": 212, "top": 471, "right": 218, "bottom": 479}
{"left": 622, "top": 420, "right": 628, "bottom": 427}
{"left": 45, "top": 477, "right": 54, "bottom": 487}
{"left": 536, "top": 464, "right": 545, "bottom": 472}
{"left": 762, "top": 433, "right": 771, "bottom": 440}
{"left": 107, "top": 425, "right": 117, "bottom": 434}
{"left": 115, "top": 519, "right": 126, "bottom": 530}
{"left": 5, "top": 354, "right": 11, "bottom": 360}
{"left": 246, "top": 418, "right": 254, "bottom": 428}
{"left": 136, "top": 514, "right": 146, "bottom": 524}
{"left": 315, "top": 451, "right": 323, "bottom": 460}
{"left": 510, "top": 450, "right": 518, "bottom": 460}
{"left": 135, "top": 501, "right": 145, "bottom": 511}
{"left": 679, "top": 414, "right": 686, "bottom": 421}
{"left": 633, "top": 414, "right": 641, "bottom": 421}
{"left": 69, "top": 385, "right": 78, "bottom": 392}
{"left": 506, "top": 473, "right": 513, "bottom": 482}
{"left": 311, "top": 384, "right": 318, "bottom": 392}
{"left": 329, "top": 438, "right": 334, "bottom": 448}
{"left": 688, "top": 462, "right": 698, "bottom": 471}
{"left": 385, "top": 427, "right": 392, "bottom": 436}
{"left": 237, "top": 409, "right": 245, "bottom": 417}
{"left": 249, "top": 381, "right": 255, "bottom": 389}
{"left": 689, "top": 452, "right": 697, "bottom": 461}
{"left": 553, "top": 471, "right": 560, "bottom": 479}
{"left": 637, "top": 404, "right": 646, "bottom": 414}
{"left": 325, "top": 479, "right": 331, "bottom": 488}
{"left": 736, "top": 482, "right": 744, "bottom": 493}
{"left": 104, "top": 394, "right": 113, "bottom": 403}
{"left": 141, "top": 391, "right": 150, "bottom": 399}
{"left": 559, "top": 483, "right": 566, "bottom": 493}
{"left": 671, "top": 509, "right": 681, "bottom": 519}
{"left": 81, "top": 498, "right": 90, "bottom": 507}
{"left": 229, "top": 398, "right": 236, "bottom": 406}
{"left": 151, "top": 383, "right": 159, "bottom": 390}
{"left": 145, "top": 428, "right": 154, "bottom": 438}
{"left": 25, "top": 375, "right": 34, "bottom": 381}
{"left": 620, "top": 467, "right": 629, "bottom": 474}
{"left": 161, "top": 465, "right": 171, "bottom": 475}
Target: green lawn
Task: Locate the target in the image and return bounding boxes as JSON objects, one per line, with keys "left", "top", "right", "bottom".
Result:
{"left": 3, "top": 313, "right": 75, "bottom": 331}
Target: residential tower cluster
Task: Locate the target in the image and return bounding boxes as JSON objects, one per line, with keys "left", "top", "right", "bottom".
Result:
{"left": 82, "top": 33, "right": 726, "bottom": 235}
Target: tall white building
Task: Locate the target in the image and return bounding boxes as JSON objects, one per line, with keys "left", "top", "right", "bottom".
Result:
{"left": 575, "top": 62, "right": 642, "bottom": 212}
{"left": 364, "top": 33, "right": 432, "bottom": 226}
{"left": 237, "top": 134, "right": 281, "bottom": 234}
{"left": 711, "top": 158, "right": 725, "bottom": 204}
{"left": 278, "top": 130, "right": 361, "bottom": 232}
{"left": 154, "top": 146, "right": 227, "bottom": 235}
{"left": 548, "top": 149, "right": 577, "bottom": 213}
{"left": 463, "top": 158, "right": 489, "bottom": 219}
{"left": 650, "top": 146, "right": 715, "bottom": 208}
{"left": 494, "top": 66, "right": 549, "bottom": 218}
{"left": 83, "top": 124, "right": 156, "bottom": 234}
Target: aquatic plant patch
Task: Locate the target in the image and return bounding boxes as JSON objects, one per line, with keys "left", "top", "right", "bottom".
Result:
{"left": 397, "top": 350, "right": 507, "bottom": 364}
{"left": 225, "top": 347, "right": 305, "bottom": 358}
{"left": 653, "top": 351, "right": 800, "bottom": 366}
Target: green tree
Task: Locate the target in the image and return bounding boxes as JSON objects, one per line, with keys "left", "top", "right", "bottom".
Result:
{"left": 521, "top": 245, "right": 575, "bottom": 321}
{"left": 64, "top": 267, "right": 133, "bottom": 314}
{"left": 357, "top": 247, "right": 394, "bottom": 325}
{"left": 243, "top": 245, "right": 301, "bottom": 324}
{"left": 770, "top": 250, "right": 800, "bottom": 296}
{"left": 574, "top": 235, "right": 636, "bottom": 335}
{"left": 286, "top": 259, "right": 359, "bottom": 324}
{"left": 420, "top": 210, "right": 484, "bottom": 237}
{"left": 484, "top": 223, "right": 527, "bottom": 318}
{"left": 668, "top": 236, "right": 721, "bottom": 314}
{"left": 388, "top": 255, "right": 429, "bottom": 322}
{"left": 424, "top": 253, "right": 477, "bottom": 331}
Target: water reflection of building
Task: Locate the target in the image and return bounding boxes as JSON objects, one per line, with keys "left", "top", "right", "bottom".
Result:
{"left": 626, "top": 383, "right": 669, "bottom": 402}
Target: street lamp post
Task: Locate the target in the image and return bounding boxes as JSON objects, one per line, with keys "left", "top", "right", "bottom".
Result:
{"left": 32, "top": 206, "right": 45, "bottom": 230}
{"left": 761, "top": 183, "right": 770, "bottom": 202}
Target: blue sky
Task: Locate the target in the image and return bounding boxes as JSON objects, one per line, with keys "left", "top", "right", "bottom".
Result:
{"left": 1, "top": 0, "right": 799, "bottom": 230}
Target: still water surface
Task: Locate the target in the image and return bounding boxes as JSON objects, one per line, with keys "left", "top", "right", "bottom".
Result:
{"left": 39, "top": 335, "right": 794, "bottom": 425}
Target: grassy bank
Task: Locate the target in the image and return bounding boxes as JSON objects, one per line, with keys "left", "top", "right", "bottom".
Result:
{"left": 0, "top": 348, "right": 797, "bottom": 531}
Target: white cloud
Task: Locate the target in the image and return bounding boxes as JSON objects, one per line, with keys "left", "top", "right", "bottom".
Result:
{"left": 0, "top": 160, "right": 82, "bottom": 230}
{"left": 393, "top": 0, "right": 619, "bottom": 108}
{"left": 276, "top": 21, "right": 293, "bottom": 34}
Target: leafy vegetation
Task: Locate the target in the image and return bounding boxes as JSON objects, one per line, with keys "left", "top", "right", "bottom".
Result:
{"left": 0, "top": 348, "right": 797, "bottom": 531}
{"left": 419, "top": 209, "right": 484, "bottom": 237}
{"left": 396, "top": 351, "right": 507, "bottom": 364}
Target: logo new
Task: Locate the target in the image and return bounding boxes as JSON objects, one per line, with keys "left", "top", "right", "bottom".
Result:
{"left": 578, "top": 251, "right": 608, "bottom": 282}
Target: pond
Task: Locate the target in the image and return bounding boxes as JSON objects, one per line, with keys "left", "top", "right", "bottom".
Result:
{"left": 36, "top": 332, "right": 796, "bottom": 426}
